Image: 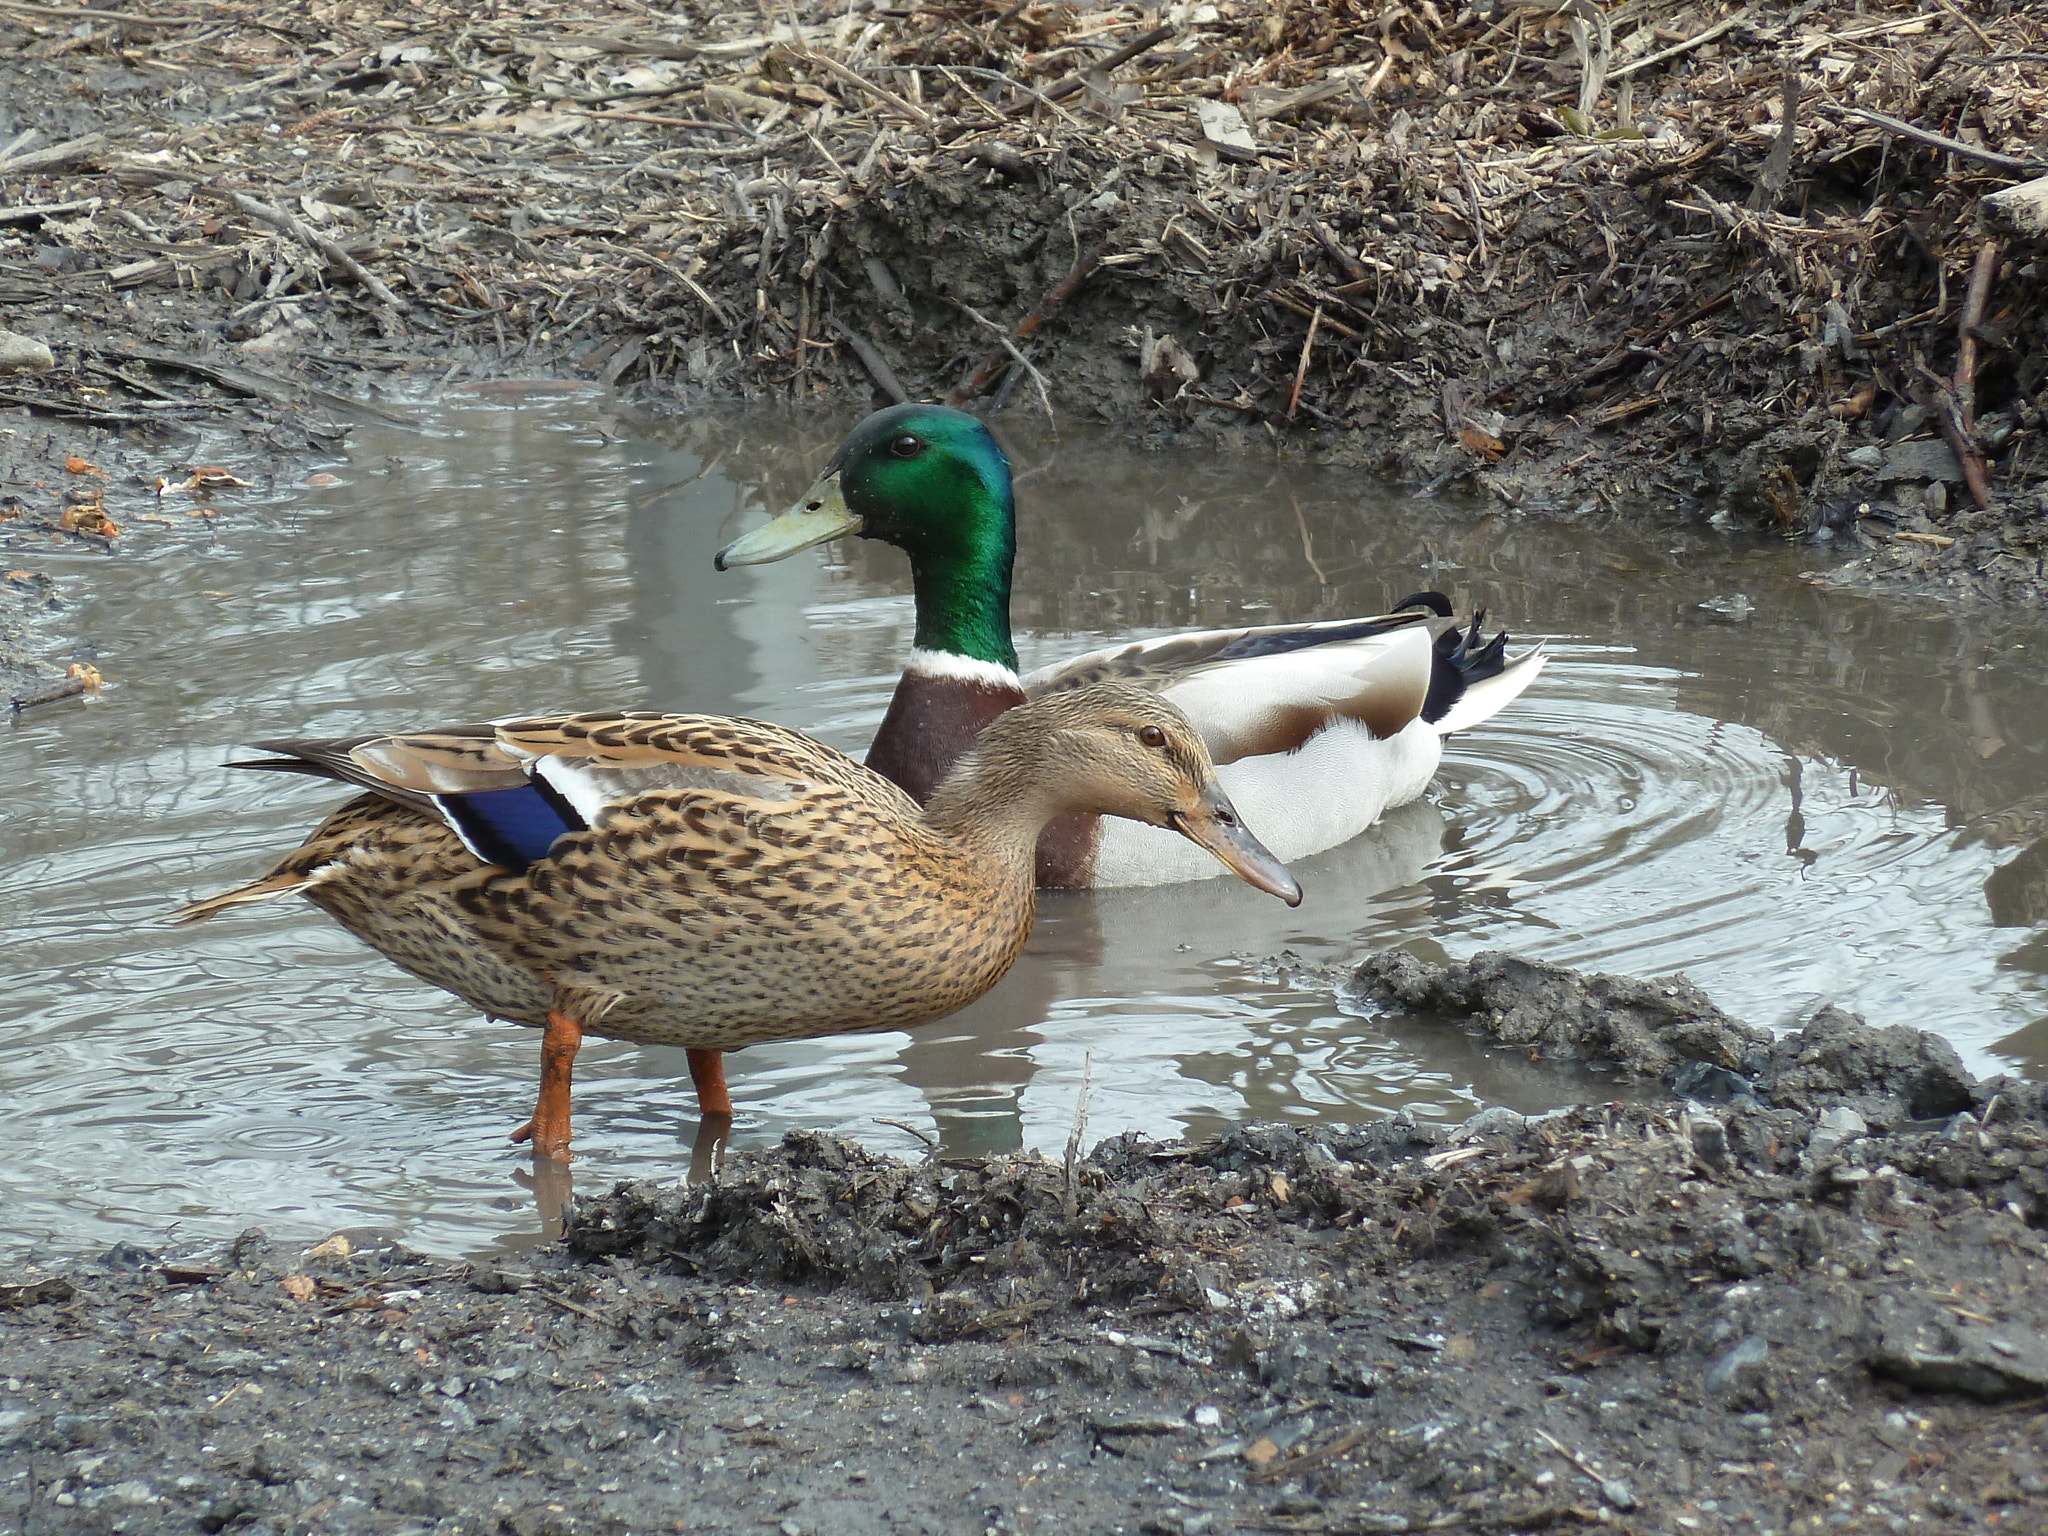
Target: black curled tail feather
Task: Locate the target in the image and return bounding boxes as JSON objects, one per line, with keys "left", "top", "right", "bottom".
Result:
{"left": 1392, "top": 591, "right": 1454, "bottom": 618}
{"left": 1420, "top": 606, "right": 1512, "bottom": 726}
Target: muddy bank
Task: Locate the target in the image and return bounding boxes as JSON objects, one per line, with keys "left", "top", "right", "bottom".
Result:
{"left": 3, "top": 954, "right": 2044, "bottom": 1534}
{"left": 1, "top": 0, "right": 2045, "bottom": 663}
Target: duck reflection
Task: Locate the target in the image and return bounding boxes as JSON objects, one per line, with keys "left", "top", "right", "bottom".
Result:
{"left": 900, "top": 796, "right": 1451, "bottom": 1154}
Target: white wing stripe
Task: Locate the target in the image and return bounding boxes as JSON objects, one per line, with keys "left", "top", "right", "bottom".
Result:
{"left": 532, "top": 757, "right": 811, "bottom": 819}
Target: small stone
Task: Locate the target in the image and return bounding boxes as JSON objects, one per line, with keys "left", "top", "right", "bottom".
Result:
{"left": 1807, "top": 1105, "right": 1868, "bottom": 1161}
{"left": 1455, "top": 1106, "right": 1527, "bottom": 1140}
{"left": 1194, "top": 99, "right": 1258, "bottom": 162}
{"left": 1244, "top": 1436, "right": 1280, "bottom": 1468}
{"left": 1879, "top": 439, "right": 1964, "bottom": 484}
{"left": 1689, "top": 1118, "right": 1730, "bottom": 1169}
{"left": 1885, "top": 403, "right": 1931, "bottom": 441}
{"left": 1191, "top": 1404, "right": 1223, "bottom": 1430}
{"left": 1707, "top": 1335, "right": 1770, "bottom": 1394}
{"left": 0, "top": 330, "right": 55, "bottom": 374}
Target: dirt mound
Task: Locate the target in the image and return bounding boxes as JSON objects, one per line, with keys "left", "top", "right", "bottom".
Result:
{"left": 1346, "top": 948, "right": 1978, "bottom": 1125}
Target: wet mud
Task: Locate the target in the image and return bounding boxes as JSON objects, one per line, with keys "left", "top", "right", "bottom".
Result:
{"left": 4, "top": 957, "right": 2046, "bottom": 1534}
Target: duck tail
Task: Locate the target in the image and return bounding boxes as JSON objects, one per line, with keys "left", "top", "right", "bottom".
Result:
{"left": 1394, "top": 594, "right": 1547, "bottom": 734}
{"left": 1429, "top": 641, "right": 1547, "bottom": 735}
{"left": 170, "top": 867, "right": 322, "bottom": 925}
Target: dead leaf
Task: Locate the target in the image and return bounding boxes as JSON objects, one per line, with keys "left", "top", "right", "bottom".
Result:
{"left": 305, "top": 1234, "right": 353, "bottom": 1261}
{"left": 59, "top": 505, "right": 120, "bottom": 537}
{"left": 63, "top": 454, "right": 101, "bottom": 476}
{"left": 189, "top": 506, "right": 220, "bottom": 519}
{"left": 186, "top": 467, "right": 253, "bottom": 491}
{"left": 1268, "top": 1172, "right": 1292, "bottom": 1203}
{"left": 1764, "top": 463, "right": 1800, "bottom": 531}
{"left": 279, "top": 1274, "right": 316, "bottom": 1302}
{"left": 1459, "top": 427, "right": 1507, "bottom": 461}
{"left": 66, "top": 663, "right": 102, "bottom": 693}
{"left": 1244, "top": 1437, "right": 1281, "bottom": 1468}
{"left": 302, "top": 472, "right": 340, "bottom": 487}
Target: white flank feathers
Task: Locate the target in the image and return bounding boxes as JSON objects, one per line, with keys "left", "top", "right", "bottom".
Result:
{"left": 1091, "top": 717, "right": 1443, "bottom": 887}
{"left": 1152, "top": 626, "right": 1432, "bottom": 763}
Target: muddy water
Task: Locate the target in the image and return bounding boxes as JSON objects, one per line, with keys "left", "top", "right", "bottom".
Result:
{"left": 5, "top": 391, "right": 2045, "bottom": 1260}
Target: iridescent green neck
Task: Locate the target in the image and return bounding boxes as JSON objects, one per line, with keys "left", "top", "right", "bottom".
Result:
{"left": 910, "top": 534, "right": 1017, "bottom": 672}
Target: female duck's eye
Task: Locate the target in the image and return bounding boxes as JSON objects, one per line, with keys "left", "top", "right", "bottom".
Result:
{"left": 888, "top": 434, "right": 923, "bottom": 459}
{"left": 1138, "top": 725, "right": 1167, "bottom": 749}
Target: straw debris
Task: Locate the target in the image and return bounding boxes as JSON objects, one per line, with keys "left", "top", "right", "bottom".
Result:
{"left": 1, "top": 0, "right": 2045, "bottom": 594}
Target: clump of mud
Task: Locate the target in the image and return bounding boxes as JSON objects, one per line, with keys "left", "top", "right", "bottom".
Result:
{"left": 4, "top": 952, "right": 2045, "bottom": 1533}
{"left": 1346, "top": 948, "right": 1979, "bottom": 1127}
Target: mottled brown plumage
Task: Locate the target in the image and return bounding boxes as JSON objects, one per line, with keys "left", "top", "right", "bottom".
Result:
{"left": 177, "top": 684, "right": 1299, "bottom": 1158}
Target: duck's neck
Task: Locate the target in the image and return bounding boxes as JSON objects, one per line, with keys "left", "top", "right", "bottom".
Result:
{"left": 923, "top": 742, "right": 1065, "bottom": 861}
{"left": 907, "top": 539, "right": 1018, "bottom": 675}
{"left": 868, "top": 544, "right": 1027, "bottom": 804}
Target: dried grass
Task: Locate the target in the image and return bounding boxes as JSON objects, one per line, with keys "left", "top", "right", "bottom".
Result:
{"left": 1, "top": 0, "right": 2044, "bottom": 553}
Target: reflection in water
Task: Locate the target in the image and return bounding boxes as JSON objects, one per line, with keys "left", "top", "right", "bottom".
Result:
{"left": 2, "top": 395, "right": 2046, "bottom": 1264}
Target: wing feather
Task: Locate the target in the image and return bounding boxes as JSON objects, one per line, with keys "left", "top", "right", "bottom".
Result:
{"left": 1027, "top": 622, "right": 1435, "bottom": 763}
{"left": 232, "top": 710, "right": 911, "bottom": 874}
{"left": 1022, "top": 611, "right": 1430, "bottom": 694}
{"left": 1430, "top": 646, "right": 1547, "bottom": 736}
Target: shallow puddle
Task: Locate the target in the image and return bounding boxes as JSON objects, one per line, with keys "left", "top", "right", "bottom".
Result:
{"left": 5, "top": 391, "right": 2045, "bottom": 1260}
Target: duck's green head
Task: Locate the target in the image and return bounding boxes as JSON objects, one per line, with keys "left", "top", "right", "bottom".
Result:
{"left": 715, "top": 404, "right": 1018, "bottom": 671}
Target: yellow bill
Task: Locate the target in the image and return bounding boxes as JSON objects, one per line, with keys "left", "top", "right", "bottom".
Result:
{"left": 713, "top": 473, "right": 862, "bottom": 570}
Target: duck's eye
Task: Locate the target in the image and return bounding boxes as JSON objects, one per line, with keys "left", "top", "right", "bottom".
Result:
{"left": 1138, "top": 725, "right": 1167, "bottom": 749}
{"left": 888, "top": 434, "right": 923, "bottom": 459}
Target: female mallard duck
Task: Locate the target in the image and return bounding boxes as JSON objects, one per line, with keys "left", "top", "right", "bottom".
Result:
{"left": 715, "top": 403, "right": 1546, "bottom": 889}
{"left": 175, "top": 683, "right": 1299, "bottom": 1158}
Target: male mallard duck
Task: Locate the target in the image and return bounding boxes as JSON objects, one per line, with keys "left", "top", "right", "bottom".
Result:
{"left": 715, "top": 403, "right": 1547, "bottom": 888}
{"left": 175, "top": 683, "right": 1299, "bottom": 1158}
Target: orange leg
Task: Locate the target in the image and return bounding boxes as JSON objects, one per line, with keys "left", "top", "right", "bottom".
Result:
{"left": 688, "top": 1048, "right": 734, "bottom": 1119}
{"left": 510, "top": 1009, "right": 583, "bottom": 1161}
